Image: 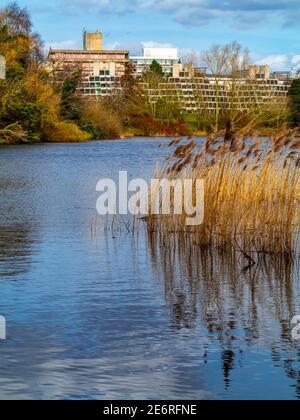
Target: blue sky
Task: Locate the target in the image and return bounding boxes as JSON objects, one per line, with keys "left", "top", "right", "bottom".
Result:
{"left": 15, "top": 0, "right": 300, "bottom": 71}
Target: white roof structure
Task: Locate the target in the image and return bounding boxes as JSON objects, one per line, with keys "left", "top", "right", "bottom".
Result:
{"left": 130, "top": 47, "right": 180, "bottom": 76}
{"left": 0, "top": 55, "right": 6, "bottom": 80}
{"left": 142, "top": 47, "right": 178, "bottom": 60}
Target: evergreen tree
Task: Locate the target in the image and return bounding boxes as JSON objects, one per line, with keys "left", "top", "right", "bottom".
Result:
{"left": 60, "top": 70, "right": 81, "bottom": 121}
{"left": 149, "top": 60, "right": 163, "bottom": 75}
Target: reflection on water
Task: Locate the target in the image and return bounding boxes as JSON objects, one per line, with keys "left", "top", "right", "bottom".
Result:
{"left": 0, "top": 139, "right": 299, "bottom": 400}
{"left": 147, "top": 230, "right": 300, "bottom": 397}
{"left": 0, "top": 225, "right": 36, "bottom": 277}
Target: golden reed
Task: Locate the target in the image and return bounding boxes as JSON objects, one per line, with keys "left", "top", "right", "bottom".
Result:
{"left": 147, "top": 126, "right": 300, "bottom": 258}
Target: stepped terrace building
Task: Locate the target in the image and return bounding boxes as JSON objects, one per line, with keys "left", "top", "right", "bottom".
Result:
{"left": 48, "top": 31, "right": 129, "bottom": 97}
{"left": 142, "top": 64, "right": 291, "bottom": 114}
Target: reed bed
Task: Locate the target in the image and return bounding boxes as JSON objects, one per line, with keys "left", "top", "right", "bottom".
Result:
{"left": 147, "top": 127, "right": 300, "bottom": 258}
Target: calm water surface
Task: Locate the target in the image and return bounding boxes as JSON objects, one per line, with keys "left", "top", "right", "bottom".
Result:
{"left": 0, "top": 138, "right": 300, "bottom": 400}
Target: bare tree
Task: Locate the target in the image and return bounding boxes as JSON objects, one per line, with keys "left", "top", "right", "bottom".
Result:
{"left": 226, "top": 42, "right": 251, "bottom": 126}
{"left": 0, "top": 2, "right": 32, "bottom": 35}
{"left": 203, "top": 44, "right": 229, "bottom": 130}
{"left": 181, "top": 50, "right": 200, "bottom": 67}
{"left": 29, "top": 32, "right": 45, "bottom": 66}
{"left": 202, "top": 42, "right": 251, "bottom": 130}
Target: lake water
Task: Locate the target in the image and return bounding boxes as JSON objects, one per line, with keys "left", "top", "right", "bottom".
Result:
{"left": 0, "top": 137, "right": 300, "bottom": 400}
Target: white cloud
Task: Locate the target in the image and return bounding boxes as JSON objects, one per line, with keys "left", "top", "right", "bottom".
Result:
{"left": 57, "top": 0, "right": 300, "bottom": 28}
{"left": 255, "top": 54, "right": 290, "bottom": 70}
{"left": 141, "top": 41, "right": 175, "bottom": 49}
{"left": 104, "top": 41, "right": 121, "bottom": 50}
{"left": 254, "top": 53, "right": 300, "bottom": 71}
{"left": 291, "top": 55, "right": 300, "bottom": 65}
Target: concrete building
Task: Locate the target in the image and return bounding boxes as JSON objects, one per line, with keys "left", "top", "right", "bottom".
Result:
{"left": 248, "top": 65, "right": 270, "bottom": 80}
{"left": 173, "top": 63, "right": 195, "bottom": 79}
{"left": 83, "top": 30, "right": 103, "bottom": 51}
{"left": 142, "top": 63, "right": 291, "bottom": 114}
{"left": 48, "top": 32, "right": 129, "bottom": 97}
{"left": 0, "top": 55, "right": 5, "bottom": 80}
{"left": 271, "top": 71, "right": 292, "bottom": 82}
{"left": 130, "top": 47, "right": 180, "bottom": 77}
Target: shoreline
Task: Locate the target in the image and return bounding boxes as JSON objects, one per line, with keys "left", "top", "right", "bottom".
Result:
{"left": 1, "top": 128, "right": 299, "bottom": 146}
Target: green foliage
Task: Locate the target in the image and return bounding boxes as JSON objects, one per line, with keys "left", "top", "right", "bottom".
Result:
{"left": 155, "top": 97, "right": 181, "bottom": 121}
{"left": 60, "top": 71, "right": 81, "bottom": 121}
{"left": 0, "top": 2, "right": 90, "bottom": 143}
{"left": 187, "top": 112, "right": 221, "bottom": 132}
{"left": 80, "top": 122, "right": 104, "bottom": 140}
{"left": 8, "top": 102, "right": 41, "bottom": 130}
{"left": 6, "top": 102, "right": 42, "bottom": 142}
{"left": 149, "top": 60, "right": 163, "bottom": 75}
{"left": 142, "top": 60, "right": 165, "bottom": 89}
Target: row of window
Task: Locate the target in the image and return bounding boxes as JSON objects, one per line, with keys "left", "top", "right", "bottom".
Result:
{"left": 100, "top": 70, "right": 110, "bottom": 76}
{"left": 80, "top": 89, "right": 112, "bottom": 95}
{"left": 168, "top": 77, "right": 288, "bottom": 85}
{"left": 85, "top": 83, "right": 113, "bottom": 88}
{"left": 158, "top": 85, "right": 289, "bottom": 92}
{"left": 89, "top": 76, "right": 115, "bottom": 82}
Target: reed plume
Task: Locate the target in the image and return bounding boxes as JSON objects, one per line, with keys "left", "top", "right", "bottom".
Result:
{"left": 147, "top": 126, "right": 300, "bottom": 257}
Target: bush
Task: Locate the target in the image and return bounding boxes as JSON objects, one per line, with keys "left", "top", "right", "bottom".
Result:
{"left": 43, "top": 121, "right": 91, "bottom": 142}
{"left": 0, "top": 122, "right": 27, "bottom": 144}
{"left": 129, "top": 115, "right": 192, "bottom": 136}
{"left": 6, "top": 101, "right": 42, "bottom": 141}
{"left": 80, "top": 101, "right": 123, "bottom": 139}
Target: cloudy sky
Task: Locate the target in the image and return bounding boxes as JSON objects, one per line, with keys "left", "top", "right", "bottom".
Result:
{"left": 16, "top": 0, "right": 300, "bottom": 71}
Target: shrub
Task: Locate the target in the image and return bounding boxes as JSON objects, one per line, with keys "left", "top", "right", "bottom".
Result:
{"left": 0, "top": 122, "right": 27, "bottom": 144}
{"left": 43, "top": 121, "right": 91, "bottom": 142}
{"left": 130, "top": 115, "right": 192, "bottom": 137}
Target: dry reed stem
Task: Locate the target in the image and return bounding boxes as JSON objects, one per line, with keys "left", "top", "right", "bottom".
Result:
{"left": 148, "top": 127, "right": 300, "bottom": 257}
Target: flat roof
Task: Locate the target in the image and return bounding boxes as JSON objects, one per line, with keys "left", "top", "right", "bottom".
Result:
{"left": 130, "top": 56, "right": 179, "bottom": 60}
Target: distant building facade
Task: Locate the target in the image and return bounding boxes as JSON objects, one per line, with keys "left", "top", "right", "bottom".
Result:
{"left": 248, "top": 65, "right": 270, "bottom": 80}
{"left": 270, "top": 71, "right": 292, "bottom": 82}
{"left": 142, "top": 63, "right": 291, "bottom": 113}
{"left": 130, "top": 48, "right": 180, "bottom": 77}
{"left": 48, "top": 32, "right": 129, "bottom": 97}
{"left": 48, "top": 35, "right": 293, "bottom": 108}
